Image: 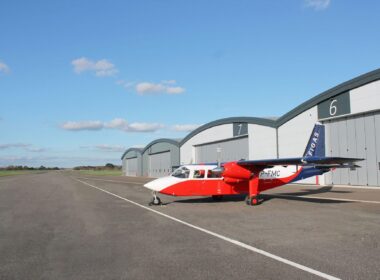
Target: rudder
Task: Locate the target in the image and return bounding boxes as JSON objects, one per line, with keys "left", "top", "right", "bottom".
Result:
{"left": 303, "top": 123, "right": 325, "bottom": 158}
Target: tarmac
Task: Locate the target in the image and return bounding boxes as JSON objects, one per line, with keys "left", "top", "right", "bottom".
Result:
{"left": 1, "top": 171, "right": 379, "bottom": 279}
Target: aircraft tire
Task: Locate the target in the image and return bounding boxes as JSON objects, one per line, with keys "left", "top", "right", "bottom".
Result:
{"left": 246, "top": 195, "right": 260, "bottom": 206}
{"left": 149, "top": 196, "right": 162, "bottom": 206}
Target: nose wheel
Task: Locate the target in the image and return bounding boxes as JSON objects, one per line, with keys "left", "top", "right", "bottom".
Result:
{"left": 149, "top": 191, "right": 162, "bottom": 206}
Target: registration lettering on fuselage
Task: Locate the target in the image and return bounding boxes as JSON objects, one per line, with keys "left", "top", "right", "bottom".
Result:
{"left": 259, "top": 169, "right": 280, "bottom": 179}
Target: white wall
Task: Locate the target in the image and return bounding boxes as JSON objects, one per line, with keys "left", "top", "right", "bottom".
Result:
{"left": 248, "top": 124, "right": 277, "bottom": 159}
{"left": 180, "top": 124, "right": 233, "bottom": 164}
{"left": 350, "top": 80, "right": 380, "bottom": 115}
{"left": 278, "top": 107, "right": 319, "bottom": 184}
{"left": 278, "top": 107, "right": 318, "bottom": 158}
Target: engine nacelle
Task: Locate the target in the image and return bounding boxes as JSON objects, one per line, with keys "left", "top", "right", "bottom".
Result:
{"left": 222, "top": 162, "right": 252, "bottom": 182}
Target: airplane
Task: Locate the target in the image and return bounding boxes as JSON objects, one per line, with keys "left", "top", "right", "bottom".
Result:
{"left": 144, "top": 123, "right": 363, "bottom": 206}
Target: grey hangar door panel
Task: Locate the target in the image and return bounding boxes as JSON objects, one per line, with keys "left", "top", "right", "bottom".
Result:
{"left": 126, "top": 158, "right": 138, "bottom": 177}
{"left": 324, "top": 111, "right": 380, "bottom": 187}
{"left": 148, "top": 152, "right": 171, "bottom": 178}
{"left": 195, "top": 137, "right": 249, "bottom": 164}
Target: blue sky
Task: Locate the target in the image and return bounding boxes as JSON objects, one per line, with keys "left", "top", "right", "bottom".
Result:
{"left": 0, "top": 0, "right": 379, "bottom": 167}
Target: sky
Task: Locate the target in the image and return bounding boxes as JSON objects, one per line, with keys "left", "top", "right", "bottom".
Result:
{"left": 0, "top": 0, "right": 380, "bottom": 167}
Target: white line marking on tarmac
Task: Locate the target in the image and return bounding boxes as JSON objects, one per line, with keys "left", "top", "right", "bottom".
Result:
{"left": 270, "top": 194, "right": 380, "bottom": 204}
{"left": 73, "top": 177, "right": 340, "bottom": 280}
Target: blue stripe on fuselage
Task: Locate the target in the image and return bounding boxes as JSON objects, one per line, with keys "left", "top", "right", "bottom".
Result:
{"left": 290, "top": 166, "right": 328, "bottom": 183}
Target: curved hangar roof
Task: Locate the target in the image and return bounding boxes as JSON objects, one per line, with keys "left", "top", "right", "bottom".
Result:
{"left": 142, "top": 138, "right": 181, "bottom": 154}
{"left": 121, "top": 147, "right": 143, "bottom": 160}
{"left": 180, "top": 117, "right": 276, "bottom": 146}
{"left": 277, "top": 68, "right": 380, "bottom": 126}
{"left": 180, "top": 68, "right": 380, "bottom": 145}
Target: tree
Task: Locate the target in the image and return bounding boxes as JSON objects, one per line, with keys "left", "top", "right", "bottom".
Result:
{"left": 105, "top": 163, "right": 115, "bottom": 169}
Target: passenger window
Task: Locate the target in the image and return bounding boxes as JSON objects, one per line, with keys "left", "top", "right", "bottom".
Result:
{"left": 193, "top": 170, "right": 205, "bottom": 179}
{"left": 207, "top": 170, "right": 222, "bottom": 178}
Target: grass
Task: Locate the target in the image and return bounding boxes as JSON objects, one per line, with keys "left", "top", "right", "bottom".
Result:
{"left": 0, "top": 170, "right": 45, "bottom": 177}
{"left": 77, "top": 169, "right": 123, "bottom": 176}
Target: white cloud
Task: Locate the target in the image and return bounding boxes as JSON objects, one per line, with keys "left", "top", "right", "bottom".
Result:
{"left": 166, "top": 86, "right": 185, "bottom": 94}
{"left": 71, "top": 57, "right": 118, "bottom": 77}
{"left": 104, "top": 118, "right": 129, "bottom": 130}
{"left": 305, "top": 0, "right": 330, "bottom": 10}
{"left": 0, "top": 143, "right": 45, "bottom": 153}
{"left": 136, "top": 82, "right": 166, "bottom": 94}
{"left": 61, "top": 118, "right": 165, "bottom": 133}
{"left": 171, "top": 124, "right": 201, "bottom": 132}
{"left": 0, "top": 61, "right": 10, "bottom": 74}
{"left": 80, "top": 144, "right": 126, "bottom": 152}
{"left": 95, "top": 144, "right": 126, "bottom": 152}
{"left": 128, "top": 122, "right": 165, "bottom": 132}
{"left": 104, "top": 118, "right": 164, "bottom": 132}
{"left": 26, "top": 147, "right": 46, "bottom": 152}
{"left": 0, "top": 143, "right": 30, "bottom": 150}
{"left": 130, "top": 144, "right": 145, "bottom": 149}
{"left": 61, "top": 121, "right": 104, "bottom": 131}
{"left": 135, "top": 81, "right": 185, "bottom": 95}
{"left": 116, "top": 80, "right": 136, "bottom": 89}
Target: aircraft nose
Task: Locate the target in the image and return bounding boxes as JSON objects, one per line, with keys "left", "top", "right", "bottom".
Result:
{"left": 144, "top": 176, "right": 180, "bottom": 192}
{"left": 144, "top": 179, "right": 165, "bottom": 192}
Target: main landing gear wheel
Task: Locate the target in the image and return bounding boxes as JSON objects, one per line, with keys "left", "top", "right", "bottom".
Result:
{"left": 149, "top": 192, "right": 162, "bottom": 206}
{"left": 246, "top": 195, "right": 260, "bottom": 206}
{"left": 211, "top": 195, "right": 223, "bottom": 201}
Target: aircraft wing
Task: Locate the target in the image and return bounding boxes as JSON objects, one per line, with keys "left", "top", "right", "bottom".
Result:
{"left": 236, "top": 156, "right": 363, "bottom": 167}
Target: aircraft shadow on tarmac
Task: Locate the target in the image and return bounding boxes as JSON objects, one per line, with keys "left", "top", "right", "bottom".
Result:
{"left": 172, "top": 187, "right": 352, "bottom": 205}
{"left": 278, "top": 186, "right": 351, "bottom": 196}
{"left": 173, "top": 195, "right": 246, "bottom": 204}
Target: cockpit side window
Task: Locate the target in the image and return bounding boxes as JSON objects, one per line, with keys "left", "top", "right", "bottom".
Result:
{"left": 193, "top": 169, "right": 205, "bottom": 179}
{"left": 171, "top": 167, "right": 190, "bottom": 178}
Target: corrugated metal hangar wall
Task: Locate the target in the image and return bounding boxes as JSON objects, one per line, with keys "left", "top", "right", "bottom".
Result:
{"left": 195, "top": 136, "right": 248, "bottom": 163}
{"left": 142, "top": 139, "right": 180, "bottom": 178}
{"left": 121, "top": 148, "right": 143, "bottom": 176}
{"left": 122, "top": 69, "right": 380, "bottom": 187}
{"left": 322, "top": 80, "right": 380, "bottom": 186}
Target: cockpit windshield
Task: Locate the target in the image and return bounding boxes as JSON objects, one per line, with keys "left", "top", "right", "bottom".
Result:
{"left": 171, "top": 167, "right": 190, "bottom": 178}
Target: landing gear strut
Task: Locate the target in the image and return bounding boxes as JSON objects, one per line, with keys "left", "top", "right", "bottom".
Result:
{"left": 246, "top": 168, "right": 264, "bottom": 206}
{"left": 149, "top": 191, "right": 162, "bottom": 206}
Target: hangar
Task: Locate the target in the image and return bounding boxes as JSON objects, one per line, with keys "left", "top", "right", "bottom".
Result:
{"left": 142, "top": 139, "right": 181, "bottom": 178}
{"left": 121, "top": 148, "right": 143, "bottom": 176}
{"left": 180, "top": 117, "right": 277, "bottom": 165}
{"left": 276, "top": 68, "right": 380, "bottom": 186}
{"left": 122, "top": 68, "right": 380, "bottom": 187}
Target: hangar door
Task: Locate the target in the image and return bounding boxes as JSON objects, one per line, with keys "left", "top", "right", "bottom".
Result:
{"left": 324, "top": 111, "right": 380, "bottom": 187}
{"left": 125, "top": 157, "right": 138, "bottom": 176}
{"left": 195, "top": 136, "right": 249, "bottom": 163}
{"left": 149, "top": 152, "right": 171, "bottom": 178}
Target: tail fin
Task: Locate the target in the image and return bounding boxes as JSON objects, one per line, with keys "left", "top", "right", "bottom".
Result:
{"left": 303, "top": 123, "right": 325, "bottom": 158}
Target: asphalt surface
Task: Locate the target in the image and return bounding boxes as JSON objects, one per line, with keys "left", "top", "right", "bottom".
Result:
{"left": 1, "top": 172, "right": 380, "bottom": 280}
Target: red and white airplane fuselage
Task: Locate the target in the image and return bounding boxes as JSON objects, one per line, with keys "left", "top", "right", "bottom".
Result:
{"left": 144, "top": 164, "right": 308, "bottom": 201}
{"left": 144, "top": 124, "right": 361, "bottom": 206}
